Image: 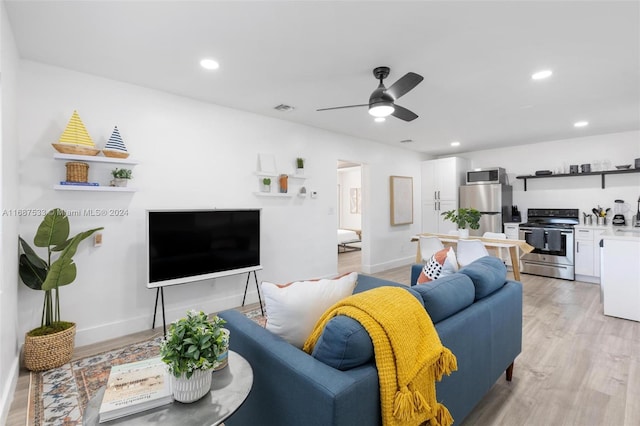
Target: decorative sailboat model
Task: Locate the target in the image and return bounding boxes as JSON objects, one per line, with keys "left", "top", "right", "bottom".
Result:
{"left": 102, "top": 126, "right": 130, "bottom": 159}
{"left": 51, "top": 110, "right": 100, "bottom": 156}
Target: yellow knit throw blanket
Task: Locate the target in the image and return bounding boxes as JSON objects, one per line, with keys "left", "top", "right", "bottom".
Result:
{"left": 303, "top": 287, "right": 457, "bottom": 426}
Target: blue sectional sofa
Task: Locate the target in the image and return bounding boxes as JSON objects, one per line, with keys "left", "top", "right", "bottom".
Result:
{"left": 219, "top": 256, "right": 522, "bottom": 426}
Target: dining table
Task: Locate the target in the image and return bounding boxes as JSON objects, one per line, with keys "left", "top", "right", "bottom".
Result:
{"left": 412, "top": 233, "right": 534, "bottom": 281}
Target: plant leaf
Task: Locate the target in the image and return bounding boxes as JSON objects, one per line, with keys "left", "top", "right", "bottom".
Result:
{"left": 19, "top": 254, "right": 47, "bottom": 290}
{"left": 41, "top": 227, "right": 102, "bottom": 291}
{"left": 34, "top": 208, "right": 69, "bottom": 248}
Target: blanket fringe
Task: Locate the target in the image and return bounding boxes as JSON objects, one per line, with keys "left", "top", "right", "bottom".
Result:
{"left": 393, "top": 385, "right": 416, "bottom": 420}
{"left": 434, "top": 348, "right": 458, "bottom": 381}
{"left": 431, "top": 403, "right": 454, "bottom": 426}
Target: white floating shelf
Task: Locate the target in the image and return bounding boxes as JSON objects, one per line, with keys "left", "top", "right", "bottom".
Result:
{"left": 253, "top": 192, "right": 293, "bottom": 198}
{"left": 54, "top": 153, "right": 139, "bottom": 165}
{"left": 54, "top": 185, "right": 137, "bottom": 192}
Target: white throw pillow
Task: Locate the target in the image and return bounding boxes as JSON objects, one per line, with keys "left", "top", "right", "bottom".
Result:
{"left": 261, "top": 272, "right": 358, "bottom": 348}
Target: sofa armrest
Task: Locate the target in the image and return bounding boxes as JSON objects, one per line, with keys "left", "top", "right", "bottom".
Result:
{"left": 219, "top": 309, "right": 381, "bottom": 426}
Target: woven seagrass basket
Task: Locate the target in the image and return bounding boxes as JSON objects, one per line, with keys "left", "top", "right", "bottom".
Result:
{"left": 65, "top": 162, "right": 89, "bottom": 183}
{"left": 23, "top": 323, "right": 76, "bottom": 371}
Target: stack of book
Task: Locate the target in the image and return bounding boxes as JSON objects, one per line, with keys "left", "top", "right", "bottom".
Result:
{"left": 98, "top": 357, "right": 173, "bottom": 423}
{"left": 59, "top": 181, "right": 100, "bottom": 186}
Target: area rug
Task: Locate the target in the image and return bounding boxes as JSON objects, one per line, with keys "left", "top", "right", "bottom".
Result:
{"left": 27, "top": 309, "right": 265, "bottom": 426}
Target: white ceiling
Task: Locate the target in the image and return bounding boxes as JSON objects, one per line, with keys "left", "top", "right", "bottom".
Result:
{"left": 5, "top": 1, "right": 639, "bottom": 155}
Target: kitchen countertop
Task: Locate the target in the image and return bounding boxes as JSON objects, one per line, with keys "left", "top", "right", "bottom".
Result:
{"left": 599, "top": 225, "right": 640, "bottom": 241}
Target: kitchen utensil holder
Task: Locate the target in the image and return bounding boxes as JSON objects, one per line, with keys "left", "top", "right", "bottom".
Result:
{"left": 597, "top": 217, "right": 605, "bottom": 226}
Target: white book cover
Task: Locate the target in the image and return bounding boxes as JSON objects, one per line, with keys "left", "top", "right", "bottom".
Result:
{"left": 99, "top": 357, "right": 173, "bottom": 422}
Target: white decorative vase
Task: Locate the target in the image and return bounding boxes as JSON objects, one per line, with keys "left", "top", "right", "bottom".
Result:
{"left": 113, "top": 178, "right": 128, "bottom": 187}
{"left": 295, "top": 167, "right": 304, "bottom": 175}
{"left": 171, "top": 368, "right": 213, "bottom": 403}
{"left": 458, "top": 228, "right": 469, "bottom": 239}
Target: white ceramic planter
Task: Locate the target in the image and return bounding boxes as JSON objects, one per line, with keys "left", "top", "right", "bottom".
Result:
{"left": 458, "top": 228, "right": 469, "bottom": 238}
{"left": 171, "top": 368, "right": 213, "bottom": 403}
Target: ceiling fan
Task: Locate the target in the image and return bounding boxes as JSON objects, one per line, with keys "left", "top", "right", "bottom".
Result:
{"left": 317, "top": 66, "right": 424, "bottom": 121}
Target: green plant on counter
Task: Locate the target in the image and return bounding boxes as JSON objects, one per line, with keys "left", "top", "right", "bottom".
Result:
{"left": 18, "top": 208, "right": 103, "bottom": 335}
{"left": 441, "top": 208, "right": 482, "bottom": 230}
{"left": 262, "top": 177, "right": 271, "bottom": 185}
{"left": 111, "top": 168, "right": 132, "bottom": 179}
{"left": 160, "top": 310, "right": 228, "bottom": 378}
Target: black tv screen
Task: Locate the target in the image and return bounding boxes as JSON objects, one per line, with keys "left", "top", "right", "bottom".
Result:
{"left": 146, "top": 209, "right": 261, "bottom": 288}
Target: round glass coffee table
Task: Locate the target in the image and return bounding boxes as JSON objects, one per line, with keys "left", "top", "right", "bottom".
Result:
{"left": 83, "top": 351, "right": 252, "bottom": 425}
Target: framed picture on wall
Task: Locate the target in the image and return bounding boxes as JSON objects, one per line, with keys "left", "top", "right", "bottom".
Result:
{"left": 390, "top": 176, "right": 413, "bottom": 226}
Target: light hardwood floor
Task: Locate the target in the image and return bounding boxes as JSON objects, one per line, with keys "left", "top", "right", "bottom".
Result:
{"left": 7, "top": 253, "right": 640, "bottom": 425}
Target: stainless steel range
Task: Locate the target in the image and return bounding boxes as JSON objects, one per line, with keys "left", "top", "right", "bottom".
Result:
{"left": 519, "top": 209, "right": 579, "bottom": 280}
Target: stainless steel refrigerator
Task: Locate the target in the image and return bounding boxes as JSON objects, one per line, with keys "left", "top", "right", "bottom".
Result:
{"left": 459, "top": 184, "right": 513, "bottom": 236}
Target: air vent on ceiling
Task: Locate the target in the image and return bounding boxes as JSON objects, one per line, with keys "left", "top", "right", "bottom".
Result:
{"left": 274, "top": 104, "right": 295, "bottom": 112}
{"left": 400, "top": 139, "right": 414, "bottom": 144}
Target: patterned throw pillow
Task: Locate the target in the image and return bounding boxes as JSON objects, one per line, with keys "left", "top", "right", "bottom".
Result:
{"left": 417, "top": 247, "right": 458, "bottom": 284}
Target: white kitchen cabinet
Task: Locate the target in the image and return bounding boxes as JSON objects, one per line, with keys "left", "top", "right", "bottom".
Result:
{"left": 601, "top": 234, "right": 640, "bottom": 322}
{"left": 421, "top": 157, "right": 468, "bottom": 233}
{"left": 574, "top": 226, "right": 606, "bottom": 282}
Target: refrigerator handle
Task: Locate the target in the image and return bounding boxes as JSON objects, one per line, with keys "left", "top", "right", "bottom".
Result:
{"left": 434, "top": 191, "right": 437, "bottom": 200}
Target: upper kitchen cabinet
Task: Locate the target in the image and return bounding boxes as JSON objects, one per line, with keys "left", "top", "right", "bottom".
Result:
{"left": 421, "top": 157, "right": 468, "bottom": 201}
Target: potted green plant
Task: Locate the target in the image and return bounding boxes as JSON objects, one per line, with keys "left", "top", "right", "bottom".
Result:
{"left": 441, "top": 208, "right": 482, "bottom": 238}
{"left": 262, "top": 177, "right": 271, "bottom": 192}
{"left": 160, "top": 310, "right": 228, "bottom": 403}
{"left": 296, "top": 157, "right": 305, "bottom": 175}
{"left": 18, "top": 208, "right": 103, "bottom": 371}
{"left": 111, "top": 168, "right": 132, "bottom": 187}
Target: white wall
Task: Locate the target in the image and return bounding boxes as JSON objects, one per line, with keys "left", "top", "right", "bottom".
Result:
{"left": 337, "top": 166, "right": 362, "bottom": 230}
{"left": 15, "top": 61, "right": 423, "bottom": 349}
{"left": 0, "top": 2, "right": 20, "bottom": 422}
{"left": 458, "top": 131, "right": 640, "bottom": 224}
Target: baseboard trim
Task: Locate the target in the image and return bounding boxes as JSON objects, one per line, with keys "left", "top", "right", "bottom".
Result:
{"left": 0, "top": 356, "right": 19, "bottom": 426}
{"left": 365, "top": 255, "right": 415, "bottom": 274}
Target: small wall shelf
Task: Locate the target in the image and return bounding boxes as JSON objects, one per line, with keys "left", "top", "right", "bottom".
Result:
{"left": 54, "top": 185, "right": 137, "bottom": 192}
{"left": 253, "top": 192, "right": 293, "bottom": 198}
{"left": 516, "top": 168, "right": 640, "bottom": 191}
{"left": 54, "top": 153, "right": 139, "bottom": 165}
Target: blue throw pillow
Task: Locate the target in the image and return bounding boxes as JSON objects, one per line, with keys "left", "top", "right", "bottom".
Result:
{"left": 311, "top": 315, "right": 374, "bottom": 370}
{"left": 411, "top": 274, "right": 475, "bottom": 323}
{"left": 458, "top": 256, "right": 507, "bottom": 300}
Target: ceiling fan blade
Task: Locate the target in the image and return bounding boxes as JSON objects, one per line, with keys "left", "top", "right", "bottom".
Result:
{"left": 391, "top": 104, "right": 419, "bottom": 122}
{"left": 316, "top": 103, "right": 369, "bottom": 112}
{"left": 386, "top": 72, "right": 424, "bottom": 100}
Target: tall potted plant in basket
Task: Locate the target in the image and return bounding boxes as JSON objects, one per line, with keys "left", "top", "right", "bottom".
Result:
{"left": 160, "top": 310, "right": 229, "bottom": 403}
{"left": 18, "top": 208, "right": 103, "bottom": 371}
{"left": 441, "top": 208, "right": 482, "bottom": 238}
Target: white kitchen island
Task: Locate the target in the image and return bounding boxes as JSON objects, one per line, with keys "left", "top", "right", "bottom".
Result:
{"left": 600, "top": 227, "right": 640, "bottom": 322}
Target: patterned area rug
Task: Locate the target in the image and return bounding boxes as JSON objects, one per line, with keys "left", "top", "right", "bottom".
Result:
{"left": 28, "top": 309, "right": 265, "bottom": 426}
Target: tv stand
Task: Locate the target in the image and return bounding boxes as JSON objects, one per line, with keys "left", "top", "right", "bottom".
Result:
{"left": 151, "top": 268, "right": 264, "bottom": 335}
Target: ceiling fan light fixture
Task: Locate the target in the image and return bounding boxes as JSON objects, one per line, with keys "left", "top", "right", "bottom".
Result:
{"left": 368, "top": 104, "right": 395, "bottom": 118}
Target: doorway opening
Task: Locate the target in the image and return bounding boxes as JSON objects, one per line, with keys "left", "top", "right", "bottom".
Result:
{"left": 337, "top": 160, "right": 363, "bottom": 274}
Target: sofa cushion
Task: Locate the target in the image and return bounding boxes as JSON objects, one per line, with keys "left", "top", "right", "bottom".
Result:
{"left": 416, "top": 247, "right": 458, "bottom": 284}
{"left": 411, "top": 274, "right": 475, "bottom": 323}
{"left": 311, "top": 315, "right": 374, "bottom": 370}
{"left": 261, "top": 272, "right": 357, "bottom": 348}
{"left": 458, "top": 256, "right": 508, "bottom": 300}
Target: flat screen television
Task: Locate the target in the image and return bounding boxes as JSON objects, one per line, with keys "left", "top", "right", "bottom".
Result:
{"left": 146, "top": 209, "right": 261, "bottom": 288}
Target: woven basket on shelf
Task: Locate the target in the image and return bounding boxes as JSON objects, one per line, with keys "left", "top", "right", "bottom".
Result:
{"left": 65, "top": 162, "right": 89, "bottom": 182}
{"left": 23, "top": 323, "right": 76, "bottom": 371}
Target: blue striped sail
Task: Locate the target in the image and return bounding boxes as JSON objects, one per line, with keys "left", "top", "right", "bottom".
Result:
{"left": 104, "top": 126, "right": 128, "bottom": 152}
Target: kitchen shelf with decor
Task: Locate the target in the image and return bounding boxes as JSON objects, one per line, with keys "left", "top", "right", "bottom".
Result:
{"left": 516, "top": 168, "right": 640, "bottom": 191}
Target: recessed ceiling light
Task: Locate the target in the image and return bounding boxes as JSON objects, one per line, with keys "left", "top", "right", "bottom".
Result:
{"left": 374, "top": 117, "right": 386, "bottom": 123}
{"left": 200, "top": 58, "right": 220, "bottom": 70}
{"left": 531, "top": 69, "right": 553, "bottom": 80}
{"left": 574, "top": 121, "right": 589, "bottom": 128}
{"left": 451, "top": 141, "right": 461, "bottom": 147}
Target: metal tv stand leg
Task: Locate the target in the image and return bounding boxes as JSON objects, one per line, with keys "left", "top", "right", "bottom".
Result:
{"left": 242, "top": 270, "right": 264, "bottom": 316}
{"left": 152, "top": 287, "right": 167, "bottom": 336}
